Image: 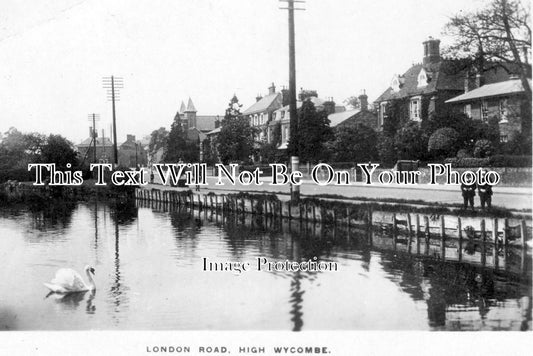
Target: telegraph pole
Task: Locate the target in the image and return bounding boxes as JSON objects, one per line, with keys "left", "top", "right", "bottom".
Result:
{"left": 279, "top": 0, "right": 305, "bottom": 202}
{"left": 88, "top": 113, "right": 100, "bottom": 163}
{"left": 103, "top": 75, "right": 123, "bottom": 166}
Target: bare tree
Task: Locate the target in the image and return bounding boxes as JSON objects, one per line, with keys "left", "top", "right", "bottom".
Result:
{"left": 444, "top": 0, "right": 531, "bottom": 104}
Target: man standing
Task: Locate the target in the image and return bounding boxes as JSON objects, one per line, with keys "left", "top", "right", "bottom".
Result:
{"left": 478, "top": 182, "right": 493, "bottom": 209}
{"left": 461, "top": 177, "right": 477, "bottom": 210}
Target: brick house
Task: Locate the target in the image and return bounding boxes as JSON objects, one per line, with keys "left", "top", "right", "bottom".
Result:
{"left": 242, "top": 83, "right": 286, "bottom": 143}
{"left": 446, "top": 77, "right": 532, "bottom": 142}
{"left": 373, "top": 37, "right": 515, "bottom": 130}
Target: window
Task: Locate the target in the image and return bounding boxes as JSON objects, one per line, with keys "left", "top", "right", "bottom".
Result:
{"left": 499, "top": 98, "right": 508, "bottom": 122}
{"left": 391, "top": 75, "right": 401, "bottom": 92}
{"left": 281, "top": 111, "right": 285, "bottom": 119}
{"left": 379, "top": 102, "right": 387, "bottom": 129}
{"left": 260, "top": 113, "right": 264, "bottom": 125}
{"left": 500, "top": 135, "right": 508, "bottom": 143}
{"left": 410, "top": 97, "right": 421, "bottom": 121}
{"left": 464, "top": 104, "right": 472, "bottom": 119}
{"left": 417, "top": 69, "right": 428, "bottom": 88}
{"left": 481, "top": 100, "right": 489, "bottom": 122}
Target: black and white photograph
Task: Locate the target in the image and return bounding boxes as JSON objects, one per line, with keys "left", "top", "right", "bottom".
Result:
{"left": 0, "top": 0, "right": 531, "bottom": 355}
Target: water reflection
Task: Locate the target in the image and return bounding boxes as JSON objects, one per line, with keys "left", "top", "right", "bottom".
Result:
{"left": 45, "top": 290, "right": 96, "bottom": 314}
{"left": 0, "top": 199, "right": 530, "bottom": 330}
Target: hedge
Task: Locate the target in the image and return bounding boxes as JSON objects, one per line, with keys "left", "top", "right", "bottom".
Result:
{"left": 444, "top": 155, "right": 532, "bottom": 168}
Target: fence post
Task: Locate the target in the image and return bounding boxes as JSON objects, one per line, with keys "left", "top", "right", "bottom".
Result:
{"left": 458, "top": 217, "right": 463, "bottom": 262}
{"left": 440, "top": 215, "right": 445, "bottom": 260}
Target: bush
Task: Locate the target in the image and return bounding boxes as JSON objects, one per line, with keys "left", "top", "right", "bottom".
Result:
{"left": 473, "top": 139, "right": 493, "bottom": 158}
{"left": 490, "top": 155, "right": 532, "bottom": 167}
{"left": 456, "top": 149, "right": 471, "bottom": 158}
{"left": 444, "top": 157, "right": 490, "bottom": 167}
{"left": 0, "top": 167, "right": 33, "bottom": 183}
{"left": 428, "top": 127, "right": 459, "bottom": 158}
{"left": 444, "top": 155, "right": 531, "bottom": 167}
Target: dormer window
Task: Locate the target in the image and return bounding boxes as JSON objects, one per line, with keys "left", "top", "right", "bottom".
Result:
{"left": 417, "top": 68, "right": 429, "bottom": 88}
{"left": 391, "top": 75, "right": 401, "bottom": 92}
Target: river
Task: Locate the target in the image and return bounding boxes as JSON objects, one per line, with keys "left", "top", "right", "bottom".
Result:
{"left": 0, "top": 199, "right": 530, "bottom": 330}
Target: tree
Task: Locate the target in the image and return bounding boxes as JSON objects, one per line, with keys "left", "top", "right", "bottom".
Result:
{"left": 217, "top": 95, "right": 256, "bottom": 164}
{"left": 444, "top": 0, "right": 531, "bottom": 105}
{"left": 330, "top": 124, "right": 378, "bottom": 162}
{"left": 343, "top": 96, "right": 360, "bottom": 110}
{"left": 148, "top": 127, "right": 169, "bottom": 162}
{"left": 291, "top": 100, "right": 332, "bottom": 163}
{"left": 394, "top": 121, "right": 428, "bottom": 160}
{"left": 0, "top": 127, "right": 44, "bottom": 169}
{"left": 382, "top": 99, "right": 409, "bottom": 138}
{"left": 428, "top": 127, "right": 460, "bottom": 159}
{"left": 163, "top": 112, "right": 199, "bottom": 162}
{"left": 40, "top": 134, "right": 78, "bottom": 169}
{"left": 375, "top": 133, "right": 396, "bottom": 167}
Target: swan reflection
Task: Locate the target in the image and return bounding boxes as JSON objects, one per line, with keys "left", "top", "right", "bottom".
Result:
{"left": 45, "top": 290, "right": 96, "bottom": 314}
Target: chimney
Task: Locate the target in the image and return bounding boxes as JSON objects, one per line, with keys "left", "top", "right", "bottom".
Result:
{"left": 423, "top": 37, "right": 440, "bottom": 65}
{"left": 268, "top": 82, "right": 276, "bottom": 95}
{"left": 464, "top": 75, "right": 470, "bottom": 93}
{"left": 281, "top": 87, "right": 290, "bottom": 106}
{"left": 323, "top": 98, "right": 336, "bottom": 115}
{"left": 475, "top": 73, "right": 484, "bottom": 88}
{"left": 358, "top": 90, "right": 368, "bottom": 111}
{"left": 256, "top": 94, "right": 263, "bottom": 102}
{"left": 127, "top": 134, "right": 135, "bottom": 142}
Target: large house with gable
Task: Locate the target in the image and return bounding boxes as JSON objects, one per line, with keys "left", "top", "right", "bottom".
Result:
{"left": 373, "top": 37, "right": 517, "bottom": 131}
{"left": 242, "top": 83, "right": 287, "bottom": 143}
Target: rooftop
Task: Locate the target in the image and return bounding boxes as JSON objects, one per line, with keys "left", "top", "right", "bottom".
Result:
{"left": 242, "top": 93, "right": 282, "bottom": 115}
{"left": 446, "top": 78, "right": 531, "bottom": 103}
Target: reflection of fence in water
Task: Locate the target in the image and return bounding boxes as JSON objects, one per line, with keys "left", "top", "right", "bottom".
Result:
{"left": 135, "top": 191, "right": 531, "bottom": 278}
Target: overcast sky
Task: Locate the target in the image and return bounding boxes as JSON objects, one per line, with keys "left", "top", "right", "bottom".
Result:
{"left": 0, "top": 0, "right": 486, "bottom": 144}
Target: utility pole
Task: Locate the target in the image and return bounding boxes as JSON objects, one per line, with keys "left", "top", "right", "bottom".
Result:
{"left": 279, "top": 0, "right": 305, "bottom": 202}
{"left": 88, "top": 113, "right": 100, "bottom": 163}
{"left": 103, "top": 75, "right": 123, "bottom": 166}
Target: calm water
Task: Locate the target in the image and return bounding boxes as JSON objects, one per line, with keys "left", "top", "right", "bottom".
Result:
{"left": 0, "top": 199, "right": 531, "bottom": 331}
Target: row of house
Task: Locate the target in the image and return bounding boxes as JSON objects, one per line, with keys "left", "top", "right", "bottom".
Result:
{"left": 76, "top": 133, "right": 148, "bottom": 168}
{"left": 374, "top": 37, "right": 529, "bottom": 142}
{"left": 130, "top": 36, "right": 529, "bottom": 165}
{"left": 206, "top": 36, "right": 529, "bottom": 162}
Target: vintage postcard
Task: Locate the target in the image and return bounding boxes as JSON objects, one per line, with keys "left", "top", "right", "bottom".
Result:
{"left": 0, "top": 0, "right": 531, "bottom": 355}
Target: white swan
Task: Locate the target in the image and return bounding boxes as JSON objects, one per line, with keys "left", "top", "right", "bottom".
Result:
{"left": 44, "top": 265, "right": 96, "bottom": 293}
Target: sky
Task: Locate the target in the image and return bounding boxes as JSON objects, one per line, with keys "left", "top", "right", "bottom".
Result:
{"left": 0, "top": 0, "right": 487, "bottom": 144}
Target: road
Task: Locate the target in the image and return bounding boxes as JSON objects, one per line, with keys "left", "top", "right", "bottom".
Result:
{"left": 143, "top": 171, "right": 532, "bottom": 211}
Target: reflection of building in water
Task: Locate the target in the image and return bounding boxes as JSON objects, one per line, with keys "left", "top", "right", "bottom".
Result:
{"left": 139, "top": 202, "right": 531, "bottom": 331}
{"left": 378, "top": 253, "right": 530, "bottom": 331}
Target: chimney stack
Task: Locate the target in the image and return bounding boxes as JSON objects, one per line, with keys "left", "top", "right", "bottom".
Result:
{"left": 268, "top": 82, "right": 276, "bottom": 95}
{"left": 475, "top": 73, "right": 484, "bottom": 88}
{"left": 256, "top": 94, "right": 263, "bottom": 102}
{"left": 358, "top": 90, "right": 368, "bottom": 111}
{"left": 423, "top": 37, "right": 441, "bottom": 65}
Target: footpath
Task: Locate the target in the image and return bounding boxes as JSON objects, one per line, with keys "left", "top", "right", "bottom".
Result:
{"left": 142, "top": 175, "right": 532, "bottom": 212}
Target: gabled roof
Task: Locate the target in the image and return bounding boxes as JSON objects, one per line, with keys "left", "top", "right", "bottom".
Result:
{"left": 206, "top": 127, "right": 221, "bottom": 135}
{"left": 272, "top": 97, "right": 327, "bottom": 116}
{"left": 194, "top": 115, "right": 221, "bottom": 132}
{"left": 446, "top": 78, "right": 530, "bottom": 103}
{"left": 328, "top": 109, "right": 360, "bottom": 127}
{"left": 374, "top": 60, "right": 521, "bottom": 103}
{"left": 185, "top": 97, "right": 196, "bottom": 112}
{"left": 77, "top": 137, "right": 114, "bottom": 147}
{"left": 375, "top": 61, "right": 464, "bottom": 103}
{"left": 242, "top": 93, "right": 282, "bottom": 115}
